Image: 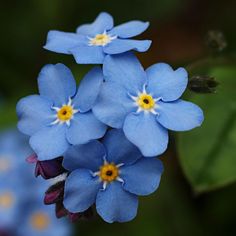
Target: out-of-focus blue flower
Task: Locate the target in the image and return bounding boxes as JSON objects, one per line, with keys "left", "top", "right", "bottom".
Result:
{"left": 0, "top": 130, "right": 31, "bottom": 231}
{"left": 17, "top": 195, "right": 70, "bottom": 236}
{"left": 17, "top": 179, "right": 71, "bottom": 236}
{"left": 63, "top": 129, "right": 163, "bottom": 223}
{"left": 0, "top": 177, "right": 23, "bottom": 231}
{"left": 0, "top": 130, "right": 32, "bottom": 179}
{"left": 44, "top": 12, "right": 151, "bottom": 64}
{"left": 17, "top": 63, "right": 107, "bottom": 161}
{"left": 93, "top": 52, "right": 204, "bottom": 157}
{"left": 0, "top": 129, "right": 71, "bottom": 236}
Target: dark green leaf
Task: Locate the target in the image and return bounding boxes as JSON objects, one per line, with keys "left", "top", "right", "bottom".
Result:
{"left": 178, "top": 65, "right": 236, "bottom": 193}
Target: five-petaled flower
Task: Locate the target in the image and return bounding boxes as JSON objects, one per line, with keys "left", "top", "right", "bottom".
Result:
{"left": 17, "top": 63, "right": 107, "bottom": 161}
{"left": 63, "top": 129, "right": 163, "bottom": 223}
{"left": 44, "top": 12, "right": 151, "bottom": 64}
{"left": 0, "top": 129, "right": 71, "bottom": 236}
{"left": 93, "top": 52, "right": 204, "bottom": 157}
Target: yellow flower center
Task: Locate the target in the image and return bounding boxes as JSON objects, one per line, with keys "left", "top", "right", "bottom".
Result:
{"left": 90, "top": 34, "right": 111, "bottom": 46}
{"left": 137, "top": 94, "right": 155, "bottom": 110}
{"left": 0, "top": 158, "right": 10, "bottom": 172}
{"left": 99, "top": 163, "right": 119, "bottom": 182}
{"left": 31, "top": 212, "right": 50, "bottom": 231}
{"left": 57, "top": 105, "right": 74, "bottom": 122}
{"left": 0, "top": 192, "right": 14, "bottom": 208}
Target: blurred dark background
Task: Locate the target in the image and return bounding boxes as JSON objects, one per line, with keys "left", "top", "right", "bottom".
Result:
{"left": 0, "top": 0, "right": 236, "bottom": 235}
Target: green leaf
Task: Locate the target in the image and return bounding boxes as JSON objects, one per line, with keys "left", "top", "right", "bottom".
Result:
{"left": 178, "top": 65, "right": 236, "bottom": 193}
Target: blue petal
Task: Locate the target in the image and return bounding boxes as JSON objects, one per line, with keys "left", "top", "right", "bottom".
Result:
{"left": 38, "top": 64, "right": 76, "bottom": 106}
{"left": 96, "top": 181, "right": 138, "bottom": 223}
{"left": 16, "top": 95, "right": 53, "bottom": 136}
{"left": 66, "top": 111, "right": 107, "bottom": 145}
{"left": 109, "top": 21, "right": 150, "bottom": 38}
{"left": 104, "top": 39, "right": 151, "bottom": 54}
{"left": 92, "top": 82, "right": 134, "bottom": 128}
{"left": 70, "top": 45, "right": 105, "bottom": 64}
{"left": 29, "top": 125, "right": 70, "bottom": 161}
{"left": 157, "top": 99, "right": 204, "bottom": 131}
{"left": 121, "top": 158, "right": 164, "bottom": 196}
{"left": 64, "top": 169, "right": 101, "bottom": 213}
{"left": 103, "top": 52, "right": 147, "bottom": 94}
{"left": 44, "top": 30, "right": 87, "bottom": 54}
{"left": 63, "top": 141, "right": 105, "bottom": 172}
{"left": 103, "top": 129, "right": 142, "bottom": 165}
{"left": 76, "top": 12, "right": 114, "bottom": 36}
{"left": 73, "top": 67, "right": 103, "bottom": 112}
{"left": 146, "top": 63, "right": 188, "bottom": 101}
{"left": 123, "top": 113, "right": 169, "bottom": 157}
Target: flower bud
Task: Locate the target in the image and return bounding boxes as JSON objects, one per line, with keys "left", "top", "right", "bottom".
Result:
{"left": 44, "top": 181, "right": 65, "bottom": 205}
{"left": 35, "top": 157, "right": 65, "bottom": 180}
{"left": 188, "top": 75, "right": 219, "bottom": 93}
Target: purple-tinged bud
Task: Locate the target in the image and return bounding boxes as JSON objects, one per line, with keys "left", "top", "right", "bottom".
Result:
{"left": 68, "top": 213, "right": 82, "bottom": 223}
{"left": 55, "top": 201, "right": 68, "bottom": 219}
{"left": 26, "top": 153, "right": 38, "bottom": 163}
{"left": 68, "top": 208, "right": 94, "bottom": 223}
{"left": 44, "top": 181, "right": 65, "bottom": 205}
{"left": 35, "top": 157, "right": 65, "bottom": 179}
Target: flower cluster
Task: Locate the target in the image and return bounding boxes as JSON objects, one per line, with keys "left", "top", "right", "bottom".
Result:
{"left": 0, "top": 129, "right": 71, "bottom": 236}
{"left": 16, "top": 12, "right": 204, "bottom": 223}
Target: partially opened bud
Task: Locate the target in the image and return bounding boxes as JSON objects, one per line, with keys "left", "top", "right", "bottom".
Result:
{"left": 44, "top": 181, "right": 65, "bottom": 205}
{"left": 188, "top": 75, "right": 219, "bottom": 94}
{"left": 35, "top": 157, "right": 65, "bottom": 180}
{"left": 68, "top": 207, "right": 94, "bottom": 223}
{"left": 55, "top": 201, "right": 68, "bottom": 219}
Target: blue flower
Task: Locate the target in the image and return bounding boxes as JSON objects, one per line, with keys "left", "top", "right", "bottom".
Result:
{"left": 93, "top": 53, "right": 204, "bottom": 157}
{"left": 17, "top": 63, "right": 107, "bottom": 161}
{"left": 44, "top": 12, "right": 151, "bottom": 64}
{"left": 0, "top": 130, "right": 32, "bottom": 230}
{"left": 0, "top": 129, "right": 33, "bottom": 179}
{"left": 0, "top": 176, "right": 24, "bottom": 231}
{"left": 17, "top": 199, "right": 71, "bottom": 236}
{"left": 63, "top": 129, "right": 163, "bottom": 223}
{"left": 0, "top": 129, "right": 71, "bottom": 236}
{"left": 16, "top": 178, "right": 71, "bottom": 236}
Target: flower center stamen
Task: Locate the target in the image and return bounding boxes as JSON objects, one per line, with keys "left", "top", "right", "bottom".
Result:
{"left": 0, "top": 192, "right": 14, "bottom": 208}
{"left": 57, "top": 105, "right": 74, "bottom": 122}
{"left": 31, "top": 212, "right": 50, "bottom": 231}
{"left": 137, "top": 94, "right": 155, "bottom": 110}
{"left": 89, "top": 33, "right": 116, "bottom": 46}
{"left": 99, "top": 163, "right": 119, "bottom": 182}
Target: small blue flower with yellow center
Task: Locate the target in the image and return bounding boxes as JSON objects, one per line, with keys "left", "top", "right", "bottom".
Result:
{"left": 0, "top": 130, "right": 32, "bottom": 179}
{"left": 44, "top": 12, "right": 151, "bottom": 64}
{"left": 63, "top": 129, "right": 163, "bottom": 223}
{"left": 0, "top": 129, "right": 71, "bottom": 236}
{"left": 0, "top": 177, "right": 23, "bottom": 231}
{"left": 93, "top": 52, "right": 204, "bottom": 157}
{"left": 17, "top": 63, "right": 107, "bottom": 161}
{"left": 16, "top": 183, "right": 71, "bottom": 236}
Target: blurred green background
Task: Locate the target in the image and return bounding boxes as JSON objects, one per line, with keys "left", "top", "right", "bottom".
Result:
{"left": 0, "top": 0, "right": 236, "bottom": 235}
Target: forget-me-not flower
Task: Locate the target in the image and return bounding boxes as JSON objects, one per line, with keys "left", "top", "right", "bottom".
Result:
{"left": 20, "top": 174, "right": 71, "bottom": 236}
{"left": 0, "top": 176, "right": 23, "bottom": 231}
{"left": 63, "top": 129, "right": 163, "bottom": 223}
{"left": 44, "top": 12, "right": 151, "bottom": 64}
{"left": 17, "top": 63, "right": 107, "bottom": 161}
{"left": 0, "top": 129, "right": 71, "bottom": 236}
{"left": 0, "top": 130, "right": 32, "bottom": 231}
{"left": 93, "top": 52, "right": 204, "bottom": 157}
